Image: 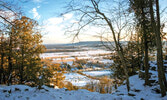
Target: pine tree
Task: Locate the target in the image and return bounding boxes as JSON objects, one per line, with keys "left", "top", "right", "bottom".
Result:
{"left": 10, "top": 16, "right": 45, "bottom": 84}
{"left": 40, "top": 59, "right": 65, "bottom": 88}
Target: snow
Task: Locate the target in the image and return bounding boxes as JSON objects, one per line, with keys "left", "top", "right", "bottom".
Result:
{"left": 1, "top": 72, "right": 167, "bottom": 100}
{"left": 1, "top": 61, "right": 167, "bottom": 100}
{"left": 40, "top": 50, "right": 112, "bottom": 59}
{"left": 99, "top": 59, "right": 114, "bottom": 64}
{"left": 66, "top": 61, "right": 73, "bottom": 66}
{"left": 83, "top": 70, "right": 112, "bottom": 77}
{"left": 0, "top": 85, "right": 133, "bottom": 100}
{"left": 115, "top": 74, "right": 167, "bottom": 100}
{"left": 64, "top": 73, "right": 98, "bottom": 86}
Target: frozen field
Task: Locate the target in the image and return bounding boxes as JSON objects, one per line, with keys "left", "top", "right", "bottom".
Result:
{"left": 41, "top": 49, "right": 112, "bottom": 59}
{"left": 64, "top": 70, "right": 112, "bottom": 86}
{"left": 83, "top": 70, "right": 112, "bottom": 77}
{"left": 40, "top": 49, "right": 113, "bottom": 67}
{"left": 41, "top": 46, "right": 114, "bottom": 87}
{"left": 64, "top": 73, "right": 99, "bottom": 86}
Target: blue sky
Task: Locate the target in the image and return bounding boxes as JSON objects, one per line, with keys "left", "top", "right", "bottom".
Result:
{"left": 20, "top": 0, "right": 66, "bottom": 20}
{"left": 6, "top": 0, "right": 167, "bottom": 44}
{"left": 19, "top": 0, "right": 78, "bottom": 44}
{"left": 18, "top": 0, "right": 102, "bottom": 44}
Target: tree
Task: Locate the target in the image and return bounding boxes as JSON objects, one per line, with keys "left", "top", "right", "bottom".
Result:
{"left": 0, "top": 0, "right": 20, "bottom": 85}
{"left": 11, "top": 16, "right": 45, "bottom": 84}
{"left": 149, "top": 0, "right": 167, "bottom": 96}
{"left": 65, "top": 0, "right": 132, "bottom": 92}
{"left": 0, "top": 34, "right": 8, "bottom": 84}
{"left": 41, "top": 59, "right": 65, "bottom": 88}
{"left": 129, "top": 0, "right": 155, "bottom": 85}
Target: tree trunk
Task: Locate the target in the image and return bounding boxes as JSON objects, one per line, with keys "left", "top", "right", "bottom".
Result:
{"left": 8, "top": 55, "right": 12, "bottom": 85}
{"left": 101, "top": 13, "right": 130, "bottom": 92}
{"left": 8, "top": 34, "right": 13, "bottom": 86}
{"left": 20, "top": 47, "right": 24, "bottom": 84}
{"left": 144, "top": 38, "right": 149, "bottom": 85}
{"left": 141, "top": 6, "right": 150, "bottom": 85}
{"left": 0, "top": 36, "right": 5, "bottom": 84}
{"left": 149, "top": 0, "right": 166, "bottom": 97}
{"left": 91, "top": 0, "right": 130, "bottom": 92}
{"left": 0, "top": 53, "right": 4, "bottom": 84}
{"left": 155, "top": 0, "right": 167, "bottom": 89}
{"left": 137, "top": 32, "right": 141, "bottom": 70}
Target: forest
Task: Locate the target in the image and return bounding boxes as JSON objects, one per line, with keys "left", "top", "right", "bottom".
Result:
{"left": 0, "top": 0, "right": 167, "bottom": 100}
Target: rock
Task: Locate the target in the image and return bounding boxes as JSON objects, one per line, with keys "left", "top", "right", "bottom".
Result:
{"left": 8, "top": 89, "right": 11, "bottom": 94}
{"left": 151, "top": 67, "right": 156, "bottom": 71}
{"left": 132, "top": 89, "right": 141, "bottom": 92}
{"left": 139, "top": 71, "right": 151, "bottom": 79}
{"left": 44, "top": 89, "right": 49, "bottom": 92}
{"left": 24, "top": 89, "right": 29, "bottom": 91}
{"left": 117, "top": 93, "right": 124, "bottom": 96}
{"left": 140, "top": 98, "right": 144, "bottom": 100}
{"left": 149, "top": 80, "right": 156, "bottom": 83}
{"left": 3, "top": 90, "right": 7, "bottom": 92}
{"left": 128, "top": 93, "right": 136, "bottom": 96}
{"left": 152, "top": 88, "right": 161, "bottom": 94}
{"left": 15, "top": 88, "right": 21, "bottom": 91}
{"left": 139, "top": 71, "right": 145, "bottom": 79}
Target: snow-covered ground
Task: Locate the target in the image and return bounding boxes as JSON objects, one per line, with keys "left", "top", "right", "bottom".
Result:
{"left": 41, "top": 50, "right": 112, "bottom": 59}
{"left": 1, "top": 58, "right": 167, "bottom": 100}
{"left": 64, "top": 73, "right": 98, "bottom": 86}
{"left": 82, "top": 70, "right": 112, "bottom": 77}
{"left": 0, "top": 85, "right": 132, "bottom": 100}
{"left": 40, "top": 49, "right": 112, "bottom": 64}
{"left": 64, "top": 70, "right": 112, "bottom": 86}
{"left": 99, "top": 59, "right": 114, "bottom": 64}
{"left": 1, "top": 69, "right": 167, "bottom": 100}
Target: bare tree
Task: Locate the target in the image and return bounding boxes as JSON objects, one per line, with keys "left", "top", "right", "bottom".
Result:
{"left": 64, "top": 0, "right": 134, "bottom": 92}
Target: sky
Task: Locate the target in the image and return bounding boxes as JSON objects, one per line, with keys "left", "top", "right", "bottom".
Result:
{"left": 14, "top": 0, "right": 101, "bottom": 44}
{"left": 20, "top": 0, "right": 78, "bottom": 44}
{"left": 5, "top": 0, "right": 167, "bottom": 44}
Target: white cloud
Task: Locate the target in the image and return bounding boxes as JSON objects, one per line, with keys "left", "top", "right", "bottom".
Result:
{"left": 41, "top": 13, "right": 99, "bottom": 44}
{"left": 33, "top": 0, "right": 42, "bottom": 3}
{"left": 43, "top": 14, "right": 74, "bottom": 35}
{"left": 63, "top": 13, "right": 73, "bottom": 20}
{"left": 30, "top": 7, "right": 40, "bottom": 20}
{"left": 42, "top": 15, "right": 74, "bottom": 44}
{"left": 47, "top": 17, "right": 63, "bottom": 25}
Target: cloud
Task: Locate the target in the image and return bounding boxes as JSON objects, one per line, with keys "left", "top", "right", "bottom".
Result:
{"left": 41, "top": 13, "right": 99, "bottom": 44}
{"left": 43, "top": 13, "right": 74, "bottom": 34}
{"left": 47, "top": 17, "right": 63, "bottom": 25}
{"left": 30, "top": 7, "right": 40, "bottom": 20}
{"left": 37, "top": 6, "right": 40, "bottom": 8}
{"left": 63, "top": 13, "right": 73, "bottom": 20}
{"left": 33, "top": 0, "right": 43, "bottom": 3}
{"left": 42, "top": 14, "right": 74, "bottom": 43}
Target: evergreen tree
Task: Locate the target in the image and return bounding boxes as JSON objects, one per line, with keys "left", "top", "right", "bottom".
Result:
{"left": 11, "top": 16, "right": 45, "bottom": 84}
